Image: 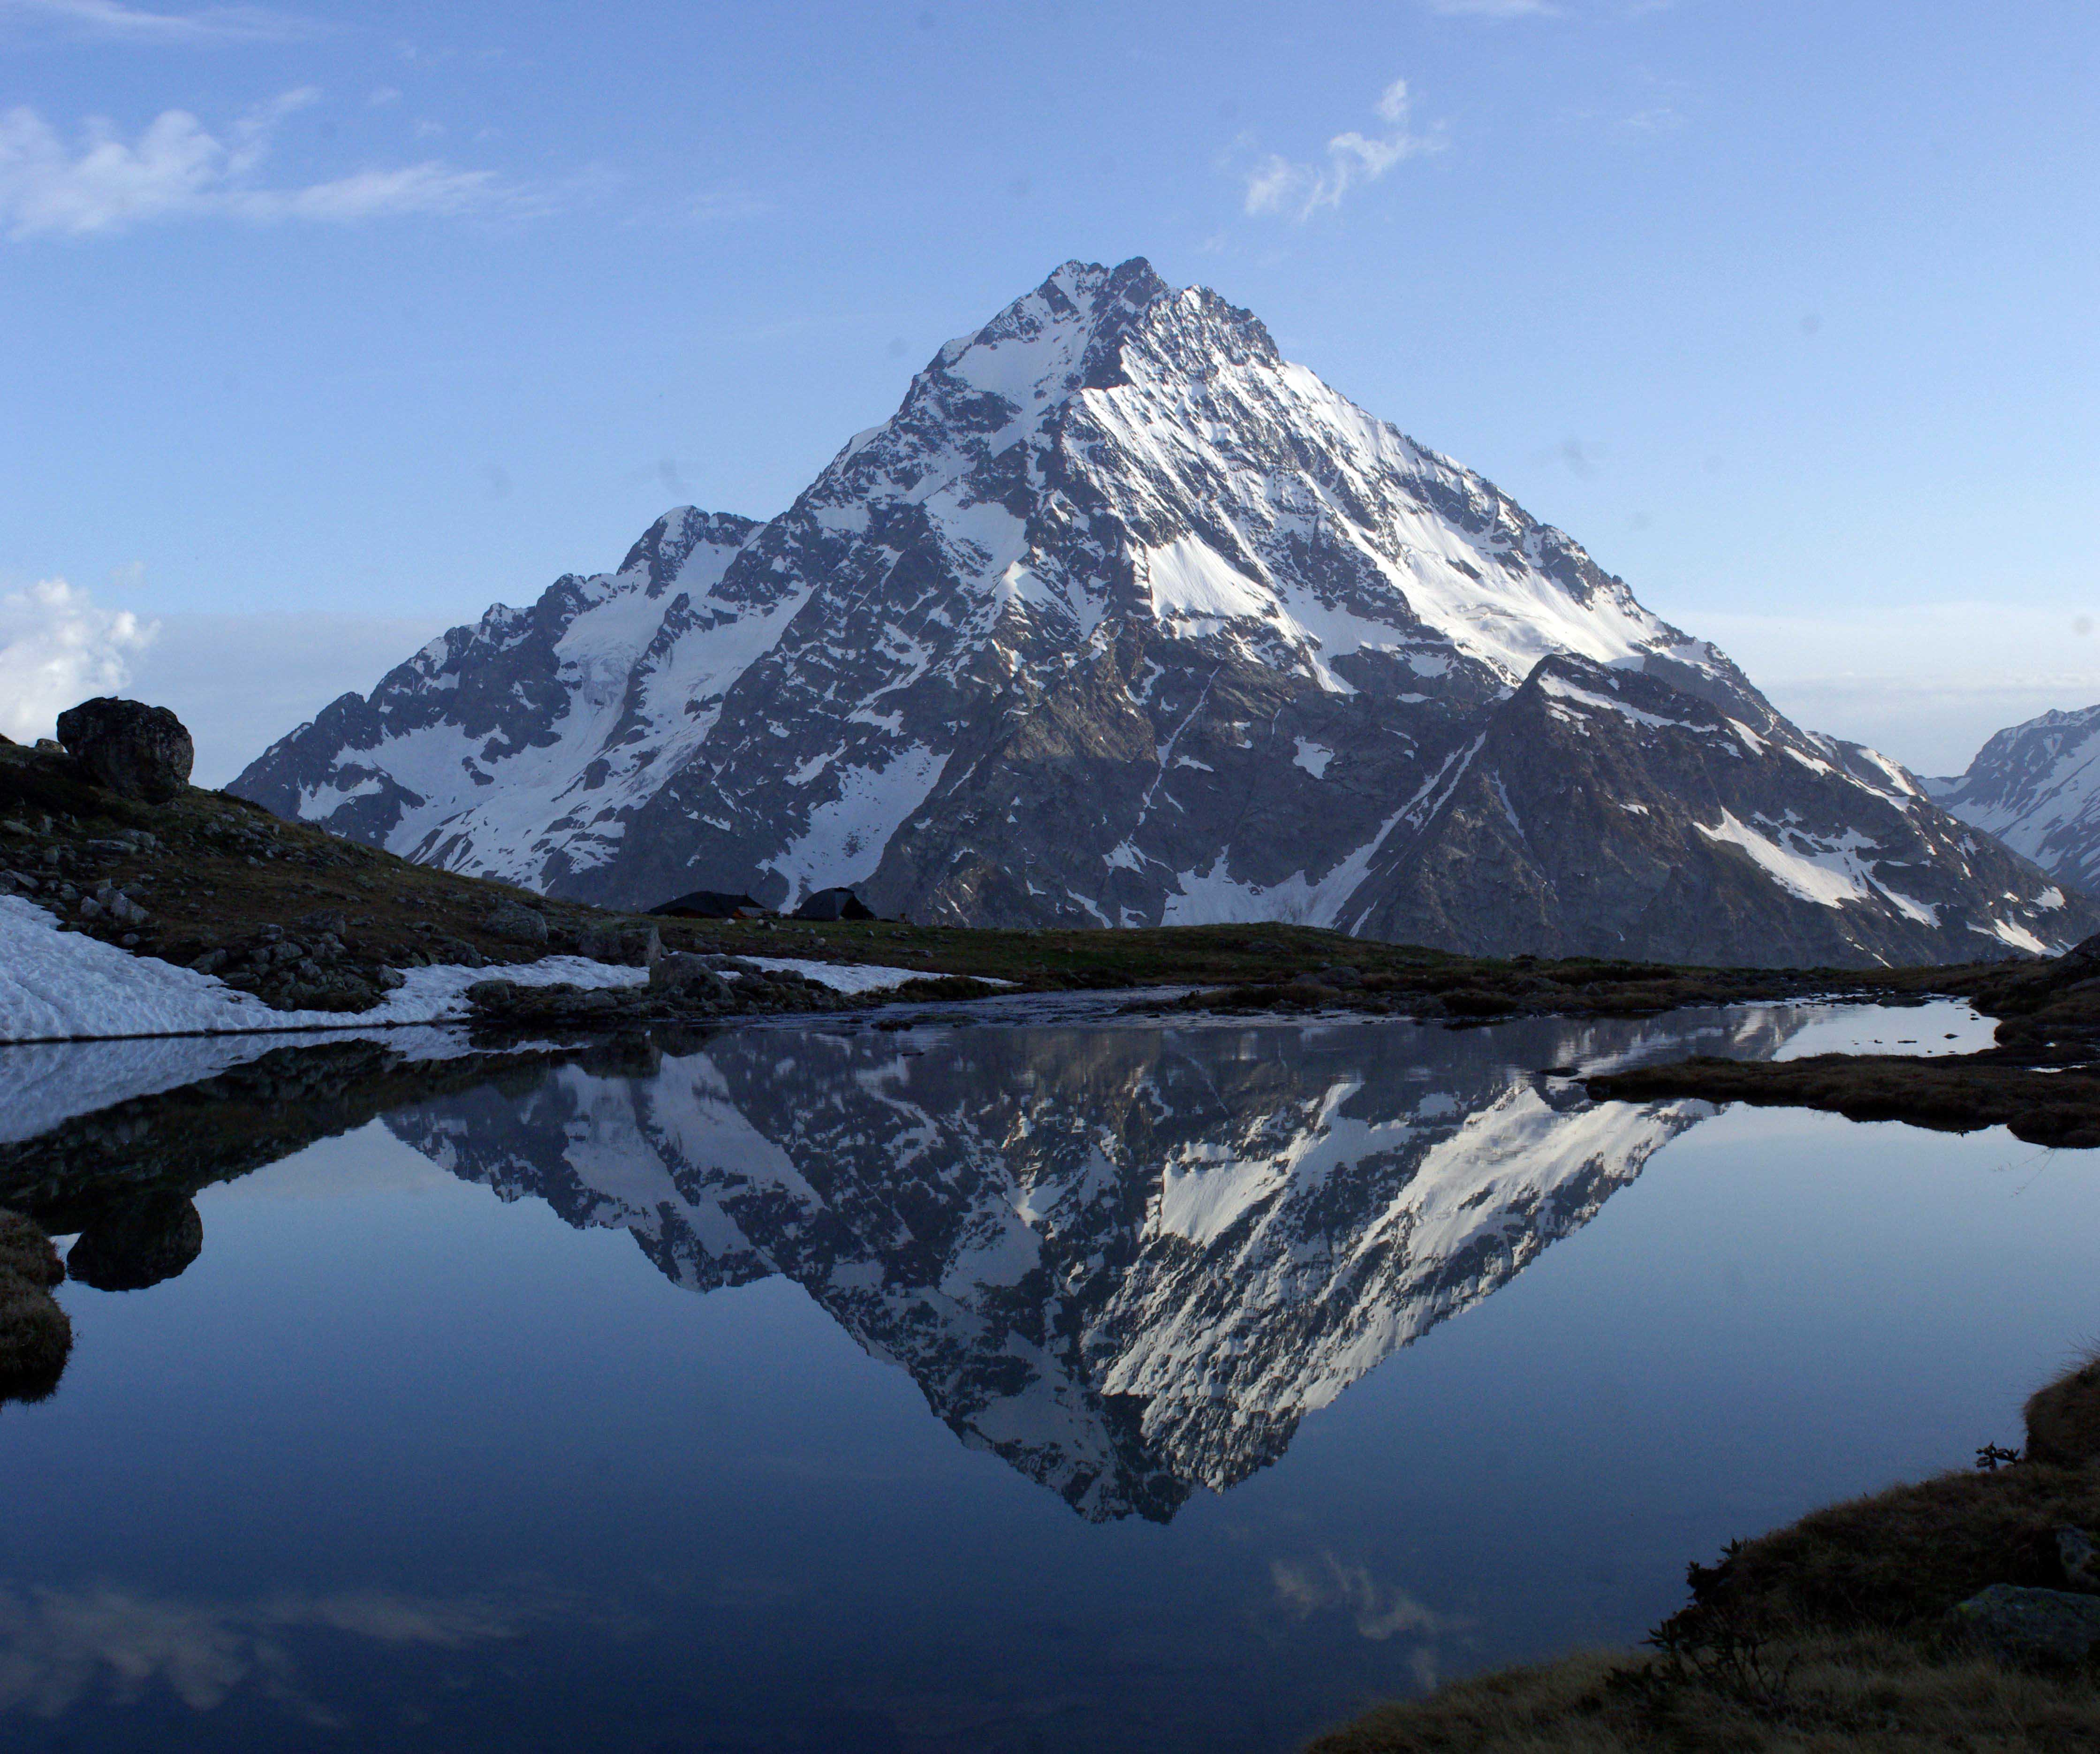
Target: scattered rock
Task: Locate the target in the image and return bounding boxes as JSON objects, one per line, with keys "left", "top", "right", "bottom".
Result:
{"left": 579, "top": 921, "right": 660, "bottom": 965}
{"left": 54, "top": 698, "right": 194, "bottom": 804}
{"left": 2061, "top": 1528, "right": 2097, "bottom": 1592}
{"left": 485, "top": 900, "right": 549, "bottom": 946}
{"left": 1315, "top": 964, "right": 1363, "bottom": 988}
{"left": 1952, "top": 1582, "right": 2100, "bottom": 1664}
{"left": 2026, "top": 1354, "right": 2100, "bottom": 1466}
{"left": 650, "top": 953, "right": 731, "bottom": 1003}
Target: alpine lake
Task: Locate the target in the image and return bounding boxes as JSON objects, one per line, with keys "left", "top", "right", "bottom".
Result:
{"left": 2, "top": 993, "right": 2093, "bottom": 1754}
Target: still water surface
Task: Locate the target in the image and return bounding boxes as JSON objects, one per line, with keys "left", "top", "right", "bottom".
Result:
{"left": 2, "top": 1002, "right": 2094, "bottom": 1752}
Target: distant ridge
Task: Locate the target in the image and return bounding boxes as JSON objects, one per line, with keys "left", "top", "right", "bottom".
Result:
{"left": 1928, "top": 702, "right": 2100, "bottom": 893}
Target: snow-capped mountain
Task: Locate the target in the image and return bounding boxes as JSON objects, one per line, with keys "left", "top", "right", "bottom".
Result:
{"left": 232, "top": 259, "right": 2088, "bottom": 963}
{"left": 1927, "top": 703, "right": 2100, "bottom": 895}
{"left": 382, "top": 1011, "right": 1792, "bottom": 1521}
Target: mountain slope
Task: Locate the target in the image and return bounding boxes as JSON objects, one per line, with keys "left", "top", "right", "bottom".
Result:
{"left": 1926, "top": 703, "right": 2100, "bottom": 894}
{"left": 232, "top": 259, "right": 2088, "bottom": 964}
{"left": 1352, "top": 654, "right": 2076, "bottom": 964}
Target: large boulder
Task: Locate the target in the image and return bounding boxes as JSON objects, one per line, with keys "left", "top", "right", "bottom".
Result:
{"left": 648, "top": 952, "right": 731, "bottom": 1003}
{"left": 484, "top": 900, "right": 549, "bottom": 946}
{"left": 579, "top": 921, "right": 660, "bottom": 965}
{"left": 55, "top": 698, "right": 194, "bottom": 804}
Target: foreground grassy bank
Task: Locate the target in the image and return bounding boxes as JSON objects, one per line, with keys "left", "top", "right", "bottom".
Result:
{"left": 1311, "top": 1360, "right": 2100, "bottom": 1752}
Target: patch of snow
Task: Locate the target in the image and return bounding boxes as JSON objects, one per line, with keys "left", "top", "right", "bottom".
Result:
{"left": 1977, "top": 917, "right": 2050, "bottom": 956}
{"left": 0, "top": 895, "right": 939, "bottom": 1045}
{"left": 766, "top": 742, "right": 950, "bottom": 894}
{"left": 1292, "top": 737, "right": 1334, "bottom": 779}
{"left": 1539, "top": 672, "right": 1704, "bottom": 734}
{"left": 1144, "top": 536, "right": 1274, "bottom": 624}
{"left": 1695, "top": 812, "right": 1872, "bottom": 909}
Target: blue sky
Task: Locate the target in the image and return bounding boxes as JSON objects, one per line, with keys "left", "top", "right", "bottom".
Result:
{"left": 1, "top": 0, "right": 2095, "bottom": 778}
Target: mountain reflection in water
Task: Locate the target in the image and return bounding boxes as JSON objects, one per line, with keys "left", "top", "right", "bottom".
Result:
{"left": 376, "top": 1010, "right": 1792, "bottom": 1521}
{"left": 28, "top": 1003, "right": 2088, "bottom": 1754}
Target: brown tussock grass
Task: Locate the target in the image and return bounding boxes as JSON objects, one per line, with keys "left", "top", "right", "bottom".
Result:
{"left": 1309, "top": 1633, "right": 2100, "bottom": 1753}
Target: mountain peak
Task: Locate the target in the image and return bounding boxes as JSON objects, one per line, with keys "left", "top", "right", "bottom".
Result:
{"left": 229, "top": 258, "right": 2091, "bottom": 963}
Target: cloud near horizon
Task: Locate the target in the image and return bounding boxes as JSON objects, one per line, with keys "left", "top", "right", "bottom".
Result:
{"left": 0, "top": 91, "right": 512, "bottom": 237}
{"left": 0, "top": 577, "right": 158, "bottom": 742}
{"left": 1244, "top": 79, "right": 1446, "bottom": 221}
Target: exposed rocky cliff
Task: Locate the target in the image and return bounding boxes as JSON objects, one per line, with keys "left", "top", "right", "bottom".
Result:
{"left": 233, "top": 260, "right": 2086, "bottom": 964}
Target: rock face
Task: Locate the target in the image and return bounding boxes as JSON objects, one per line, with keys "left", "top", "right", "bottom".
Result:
{"left": 384, "top": 1008, "right": 1799, "bottom": 1522}
{"left": 231, "top": 260, "right": 2087, "bottom": 965}
{"left": 57, "top": 698, "right": 194, "bottom": 804}
{"left": 1928, "top": 704, "right": 2100, "bottom": 894}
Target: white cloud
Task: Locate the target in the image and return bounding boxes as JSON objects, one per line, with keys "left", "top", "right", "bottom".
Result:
{"left": 1244, "top": 79, "right": 1446, "bottom": 221}
{"left": 0, "top": 94, "right": 516, "bottom": 236}
{"left": 0, "top": 0, "right": 315, "bottom": 43}
{"left": 0, "top": 577, "right": 157, "bottom": 743}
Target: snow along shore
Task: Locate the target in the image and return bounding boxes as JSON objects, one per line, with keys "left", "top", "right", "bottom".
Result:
{"left": 0, "top": 894, "right": 928, "bottom": 1046}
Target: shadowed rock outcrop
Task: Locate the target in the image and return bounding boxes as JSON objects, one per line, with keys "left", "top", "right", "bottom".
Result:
{"left": 56, "top": 697, "right": 194, "bottom": 805}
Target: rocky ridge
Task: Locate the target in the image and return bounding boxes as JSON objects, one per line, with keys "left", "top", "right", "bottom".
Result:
{"left": 1927, "top": 702, "right": 2100, "bottom": 893}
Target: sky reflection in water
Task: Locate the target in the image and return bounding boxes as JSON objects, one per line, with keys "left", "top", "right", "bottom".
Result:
{"left": 1, "top": 1002, "right": 2093, "bottom": 1753}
